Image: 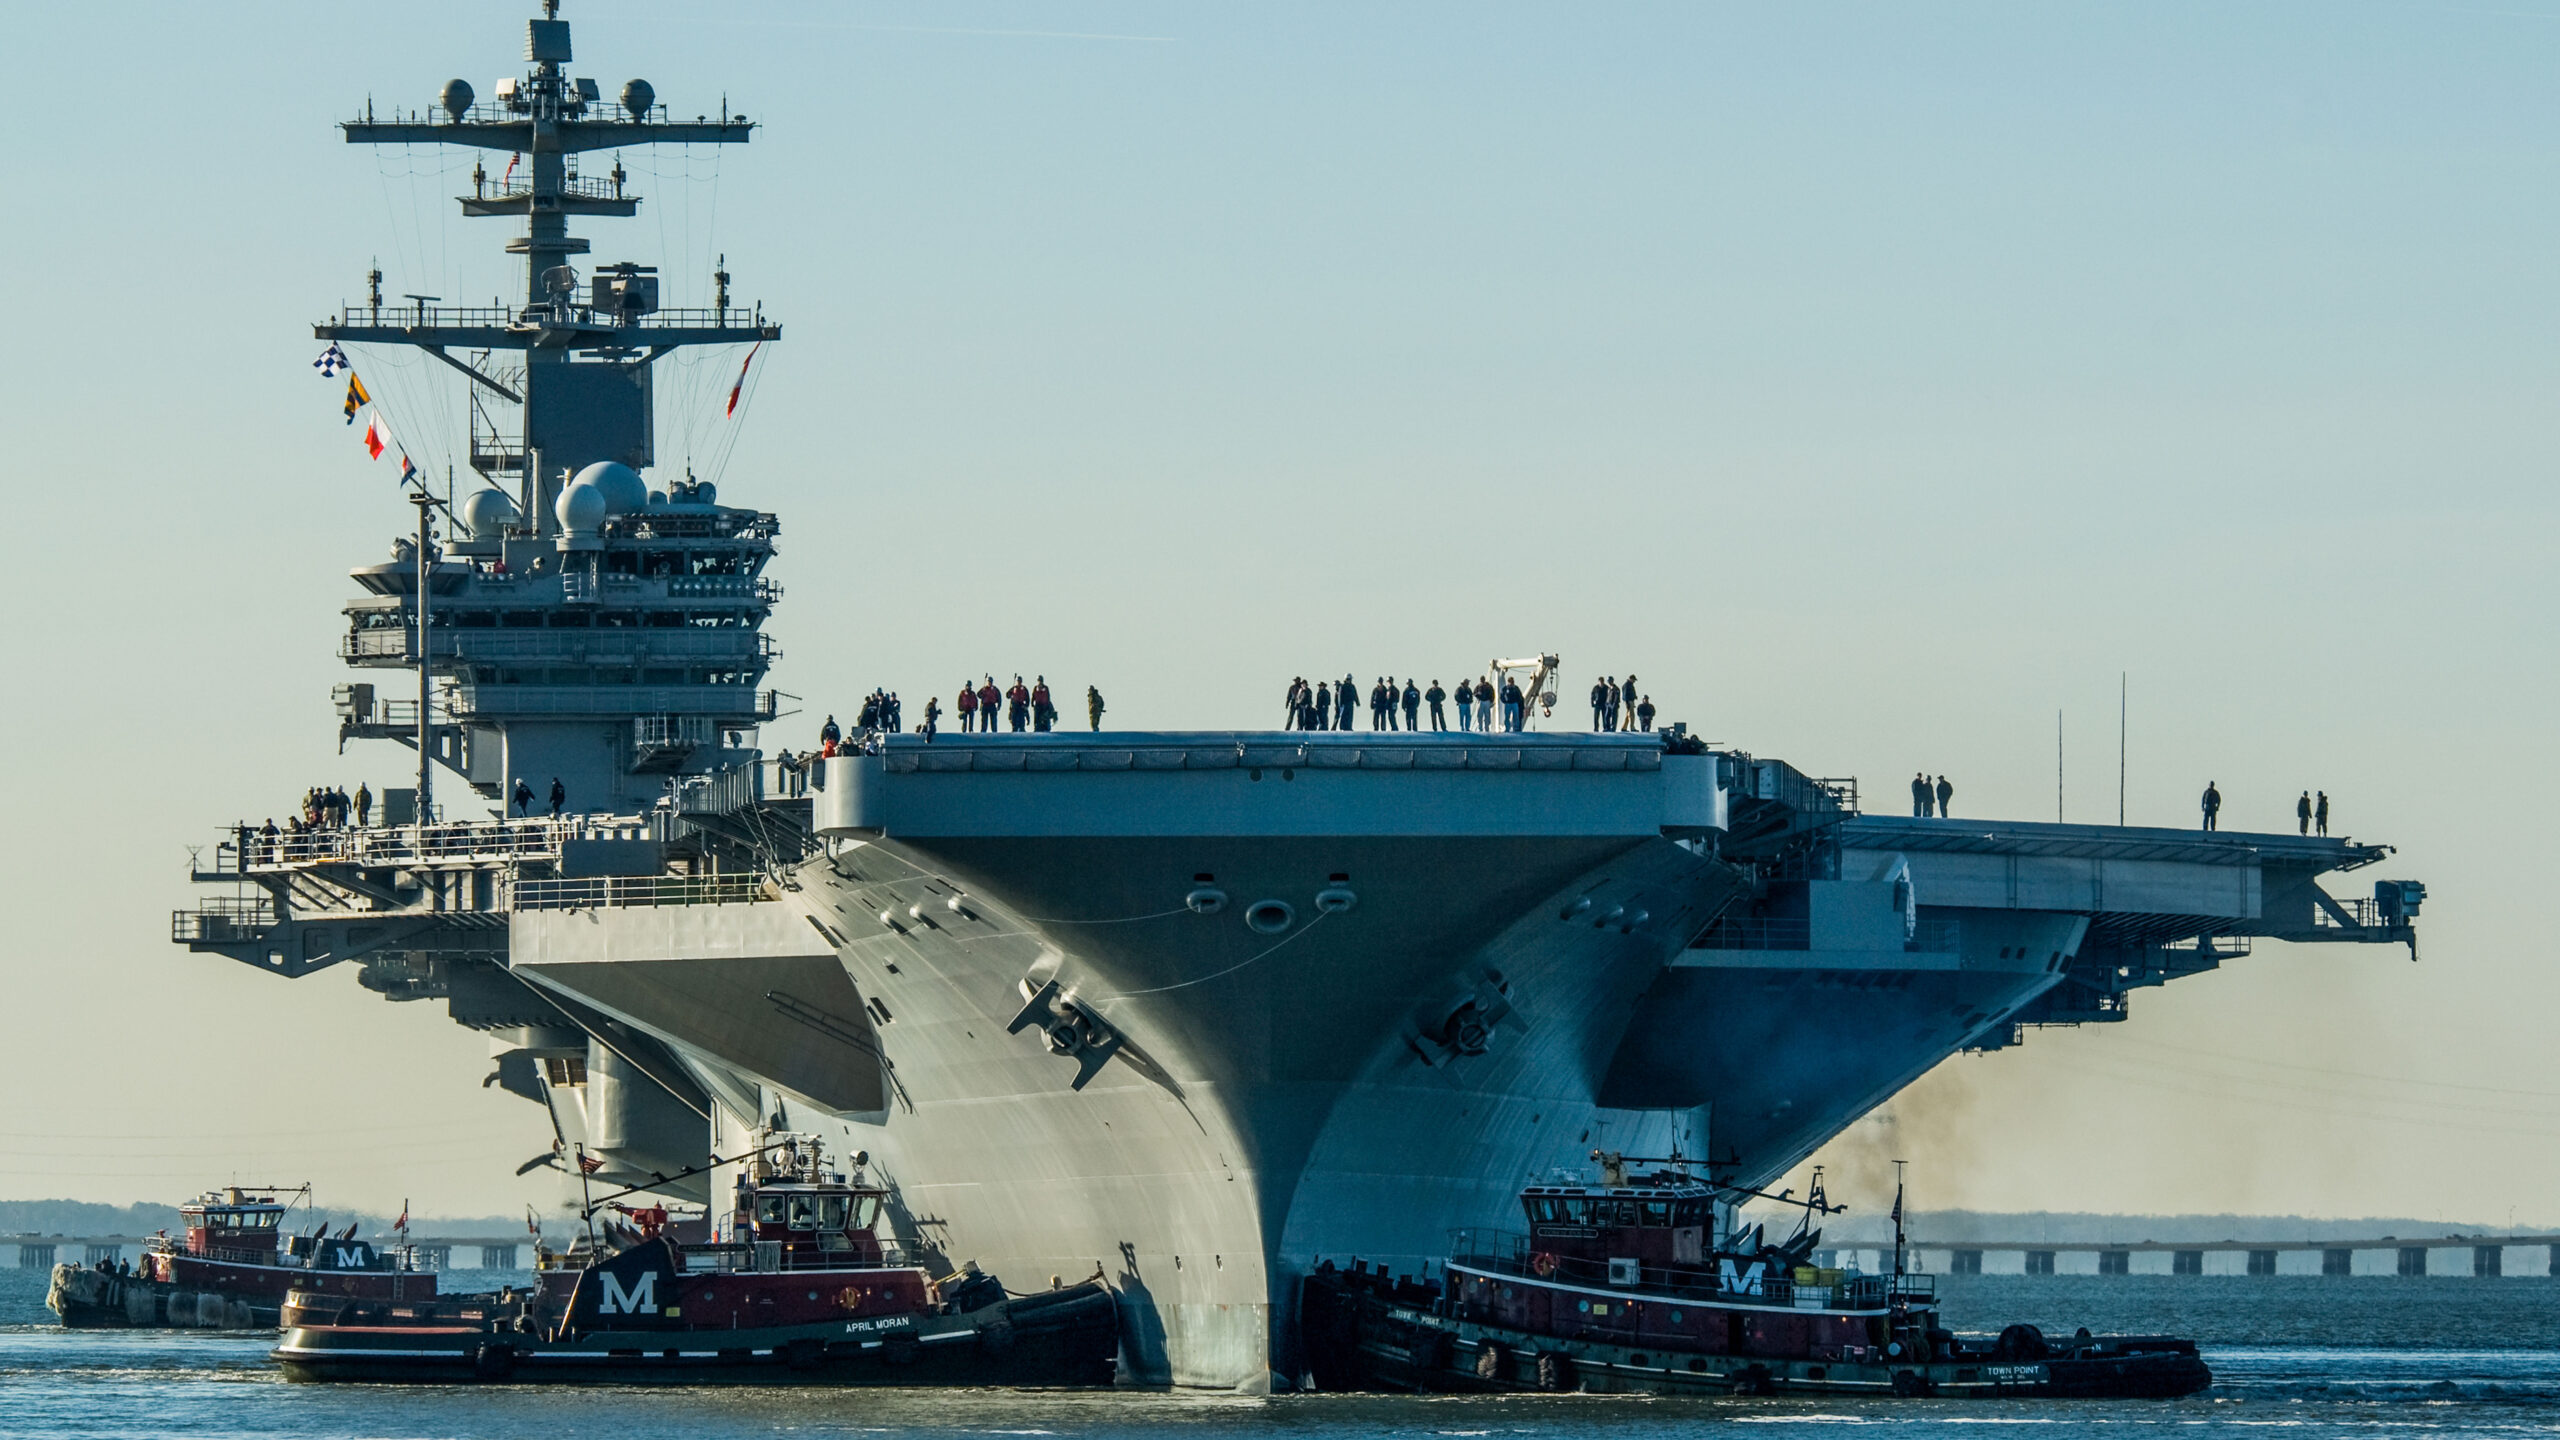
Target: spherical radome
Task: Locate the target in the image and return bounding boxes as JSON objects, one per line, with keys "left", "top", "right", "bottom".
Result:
{"left": 572, "top": 461, "right": 649, "bottom": 516}
{"left": 555, "top": 479, "right": 609, "bottom": 534}
{"left": 459, "top": 488, "right": 518, "bottom": 538}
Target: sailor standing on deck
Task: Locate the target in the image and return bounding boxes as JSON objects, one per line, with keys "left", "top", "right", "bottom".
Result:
{"left": 1453, "top": 680, "right": 1472, "bottom": 731}
{"left": 956, "top": 682, "right": 977, "bottom": 732}
{"left": 1426, "top": 680, "right": 1447, "bottom": 731}
{"left": 1402, "top": 679, "right": 1421, "bottom": 731}
{"left": 1912, "top": 772, "right": 1931, "bottom": 817}
{"left": 1338, "top": 675, "right": 1357, "bottom": 731}
{"left": 355, "top": 782, "right": 371, "bottom": 828}
{"left": 513, "top": 779, "right": 533, "bottom": 817}
{"left": 1087, "top": 685, "right": 1105, "bottom": 731}
{"left": 2297, "top": 791, "right": 2313, "bottom": 835}
{"left": 1935, "top": 775, "right": 1952, "bottom": 818}
{"left": 1476, "top": 676, "right": 1495, "bottom": 731}
{"left": 978, "top": 678, "right": 1002, "bottom": 732}
{"left": 1591, "top": 678, "right": 1608, "bottom": 730}
{"left": 2316, "top": 791, "right": 2329, "bottom": 836}
{"left": 2201, "top": 781, "right": 2222, "bottom": 831}
{"left": 548, "top": 778, "right": 566, "bottom": 820}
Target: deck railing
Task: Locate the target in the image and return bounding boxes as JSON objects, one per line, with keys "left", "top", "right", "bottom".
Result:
{"left": 512, "top": 872, "right": 769, "bottom": 911}
{"left": 212, "top": 816, "right": 660, "bottom": 875}
{"left": 677, "top": 1240, "right": 912, "bottom": 1274}
{"left": 172, "top": 896, "right": 277, "bottom": 941}
{"left": 1445, "top": 1228, "right": 1933, "bottom": 1310}
{"left": 1688, "top": 916, "right": 1961, "bottom": 954}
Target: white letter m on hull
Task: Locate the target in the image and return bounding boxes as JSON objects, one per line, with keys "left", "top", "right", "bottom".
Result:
{"left": 599, "top": 1271, "right": 657, "bottom": 1315}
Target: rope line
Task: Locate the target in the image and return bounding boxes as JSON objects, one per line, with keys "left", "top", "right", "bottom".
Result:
{"left": 1100, "top": 911, "right": 1331, "bottom": 999}
{"left": 1012, "top": 905, "right": 1194, "bottom": 927}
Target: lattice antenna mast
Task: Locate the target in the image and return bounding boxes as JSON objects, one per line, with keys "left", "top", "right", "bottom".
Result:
{"left": 319, "top": 3, "right": 779, "bottom": 531}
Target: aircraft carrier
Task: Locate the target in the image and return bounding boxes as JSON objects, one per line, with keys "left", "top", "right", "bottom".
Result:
{"left": 176, "top": 3, "right": 2427, "bottom": 1390}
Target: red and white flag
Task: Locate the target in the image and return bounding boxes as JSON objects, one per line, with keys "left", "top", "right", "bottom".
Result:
{"left": 726, "top": 341, "right": 762, "bottom": 417}
{"left": 363, "top": 410, "right": 391, "bottom": 461}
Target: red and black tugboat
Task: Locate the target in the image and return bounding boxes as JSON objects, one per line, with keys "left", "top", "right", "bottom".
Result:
{"left": 273, "top": 1136, "right": 1120, "bottom": 1386}
{"left": 1302, "top": 1154, "right": 2210, "bottom": 1399}
{"left": 47, "top": 1186, "right": 434, "bottom": 1329}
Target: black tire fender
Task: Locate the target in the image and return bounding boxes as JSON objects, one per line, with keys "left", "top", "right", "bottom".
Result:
{"left": 1535, "top": 1350, "right": 1573, "bottom": 1392}
{"left": 471, "top": 1342, "right": 516, "bottom": 1380}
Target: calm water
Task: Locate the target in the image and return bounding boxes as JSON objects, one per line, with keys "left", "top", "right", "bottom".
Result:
{"left": 7, "top": 1268, "right": 2560, "bottom": 1439}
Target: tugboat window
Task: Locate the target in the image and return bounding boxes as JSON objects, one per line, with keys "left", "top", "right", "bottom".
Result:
{"left": 820, "top": 1196, "right": 850, "bottom": 1230}
{"left": 853, "top": 1196, "right": 882, "bottom": 1230}
{"left": 788, "top": 1194, "right": 819, "bottom": 1229}
{"left": 1640, "top": 1201, "right": 1672, "bottom": 1226}
{"left": 754, "top": 1195, "right": 788, "bottom": 1226}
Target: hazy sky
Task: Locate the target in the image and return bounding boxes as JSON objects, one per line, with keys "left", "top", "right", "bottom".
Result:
{"left": 0, "top": 0, "right": 2550, "bottom": 1222}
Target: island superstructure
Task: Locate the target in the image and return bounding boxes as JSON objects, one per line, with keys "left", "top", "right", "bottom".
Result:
{"left": 176, "top": 3, "right": 2427, "bottom": 1390}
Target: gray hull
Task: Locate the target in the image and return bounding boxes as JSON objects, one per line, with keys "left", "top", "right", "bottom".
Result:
{"left": 487, "top": 734, "right": 2419, "bottom": 1388}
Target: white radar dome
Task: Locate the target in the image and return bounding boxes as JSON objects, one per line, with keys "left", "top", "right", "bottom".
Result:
{"left": 572, "top": 461, "right": 649, "bottom": 516}
{"left": 458, "top": 487, "right": 519, "bottom": 539}
{"left": 555, "top": 479, "right": 608, "bottom": 550}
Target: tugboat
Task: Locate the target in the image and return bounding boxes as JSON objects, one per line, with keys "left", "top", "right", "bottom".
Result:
{"left": 47, "top": 1186, "right": 434, "bottom": 1329}
{"left": 273, "top": 1136, "right": 1120, "bottom": 1385}
{"left": 1301, "top": 1154, "right": 2210, "bottom": 1399}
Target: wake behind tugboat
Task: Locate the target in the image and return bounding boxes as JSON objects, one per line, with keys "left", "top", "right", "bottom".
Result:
{"left": 1301, "top": 1154, "right": 2210, "bottom": 1399}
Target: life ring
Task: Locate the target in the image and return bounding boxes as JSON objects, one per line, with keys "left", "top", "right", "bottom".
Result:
{"left": 1531, "top": 1252, "right": 1559, "bottom": 1278}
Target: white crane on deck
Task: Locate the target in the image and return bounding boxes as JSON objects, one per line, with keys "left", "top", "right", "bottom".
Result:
{"left": 1489, "top": 654, "right": 1561, "bottom": 730}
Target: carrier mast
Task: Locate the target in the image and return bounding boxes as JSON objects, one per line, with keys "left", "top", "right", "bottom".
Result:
{"left": 321, "top": 0, "right": 778, "bottom": 523}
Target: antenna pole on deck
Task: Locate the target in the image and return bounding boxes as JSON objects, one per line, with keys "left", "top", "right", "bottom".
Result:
{"left": 414, "top": 490, "right": 434, "bottom": 841}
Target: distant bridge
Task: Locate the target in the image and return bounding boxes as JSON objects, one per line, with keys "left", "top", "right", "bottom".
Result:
{"left": 1882, "top": 1233, "right": 2560, "bottom": 1278}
